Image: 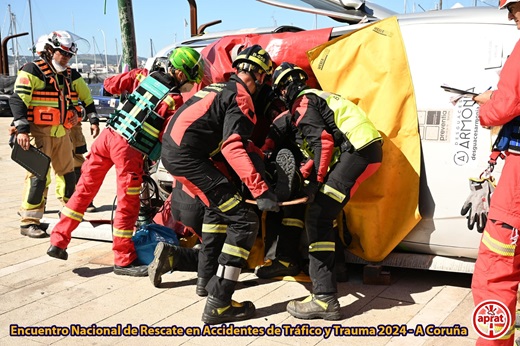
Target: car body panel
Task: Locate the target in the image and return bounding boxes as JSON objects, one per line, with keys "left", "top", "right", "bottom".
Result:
{"left": 88, "top": 83, "right": 119, "bottom": 119}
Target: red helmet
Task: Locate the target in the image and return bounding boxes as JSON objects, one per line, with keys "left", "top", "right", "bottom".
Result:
{"left": 500, "top": 0, "right": 519, "bottom": 9}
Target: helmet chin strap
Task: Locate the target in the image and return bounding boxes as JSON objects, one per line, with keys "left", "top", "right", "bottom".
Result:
{"left": 246, "top": 70, "right": 265, "bottom": 94}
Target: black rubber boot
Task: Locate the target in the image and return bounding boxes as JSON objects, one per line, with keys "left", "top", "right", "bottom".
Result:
{"left": 113, "top": 261, "right": 148, "bottom": 277}
{"left": 201, "top": 295, "right": 256, "bottom": 324}
{"left": 196, "top": 277, "right": 209, "bottom": 297}
{"left": 254, "top": 258, "right": 300, "bottom": 279}
{"left": 47, "top": 245, "right": 68, "bottom": 260}
{"left": 286, "top": 294, "right": 341, "bottom": 320}
{"left": 148, "top": 242, "right": 199, "bottom": 287}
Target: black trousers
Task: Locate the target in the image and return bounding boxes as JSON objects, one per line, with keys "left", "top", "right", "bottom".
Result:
{"left": 306, "top": 141, "right": 383, "bottom": 294}
{"left": 163, "top": 155, "right": 259, "bottom": 302}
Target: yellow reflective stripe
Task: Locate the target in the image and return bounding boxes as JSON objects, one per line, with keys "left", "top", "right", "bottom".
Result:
{"left": 142, "top": 122, "right": 160, "bottom": 137}
{"left": 136, "top": 73, "right": 146, "bottom": 82}
{"left": 216, "top": 305, "right": 231, "bottom": 315}
{"left": 127, "top": 187, "right": 141, "bottom": 195}
{"left": 498, "top": 324, "right": 515, "bottom": 340}
{"left": 321, "top": 184, "right": 346, "bottom": 203}
{"left": 309, "top": 241, "right": 335, "bottom": 253}
{"left": 19, "top": 209, "right": 44, "bottom": 218}
{"left": 163, "top": 95, "right": 176, "bottom": 110}
{"left": 332, "top": 219, "right": 338, "bottom": 228}
{"left": 55, "top": 175, "right": 66, "bottom": 200}
{"left": 282, "top": 218, "right": 304, "bottom": 229}
{"left": 202, "top": 224, "right": 227, "bottom": 234}
{"left": 222, "top": 243, "right": 250, "bottom": 260}
{"left": 113, "top": 228, "right": 134, "bottom": 238}
{"left": 482, "top": 230, "right": 515, "bottom": 257}
{"left": 62, "top": 206, "right": 83, "bottom": 222}
{"left": 218, "top": 193, "right": 242, "bottom": 212}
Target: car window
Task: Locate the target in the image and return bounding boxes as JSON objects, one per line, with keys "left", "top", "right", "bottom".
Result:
{"left": 89, "top": 84, "right": 101, "bottom": 95}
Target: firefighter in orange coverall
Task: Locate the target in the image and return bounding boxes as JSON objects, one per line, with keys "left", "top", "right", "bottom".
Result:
{"left": 46, "top": 47, "right": 204, "bottom": 277}
{"left": 471, "top": 1, "right": 520, "bottom": 345}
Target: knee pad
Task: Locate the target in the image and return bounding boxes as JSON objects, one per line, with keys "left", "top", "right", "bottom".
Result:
{"left": 27, "top": 177, "right": 47, "bottom": 205}
{"left": 64, "top": 171, "right": 76, "bottom": 199}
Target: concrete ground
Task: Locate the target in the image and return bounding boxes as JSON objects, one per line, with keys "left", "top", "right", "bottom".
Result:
{"left": 0, "top": 118, "right": 506, "bottom": 345}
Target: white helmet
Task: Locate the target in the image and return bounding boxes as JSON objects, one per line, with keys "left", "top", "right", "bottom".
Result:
{"left": 499, "top": 0, "right": 519, "bottom": 9}
{"left": 47, "top": 30, "right": 78, "bottom": 55}
{"left": 34, "top": 35, "right": 49, "bottom": 54}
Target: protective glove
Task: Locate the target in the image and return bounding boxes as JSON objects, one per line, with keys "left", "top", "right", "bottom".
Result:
{"left": 256, "top": 189, "right": 280, "bottom": 213}
{"left": 460, "top": 177, "right": 495, "bottom": 233}
{"left": 302, "top": 181, "right": 321, "bottom": 204}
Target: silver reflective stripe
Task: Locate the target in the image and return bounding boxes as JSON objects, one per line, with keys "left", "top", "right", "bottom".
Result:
{"left": 216, "top": 264, "right": 241, "bottom": 282}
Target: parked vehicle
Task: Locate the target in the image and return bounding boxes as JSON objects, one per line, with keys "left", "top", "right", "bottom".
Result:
{"left": 87, "top": 83, "right": 119, "bottom": 120}
{"left": 0, "top": 75, "right": 16, "bottom": 117}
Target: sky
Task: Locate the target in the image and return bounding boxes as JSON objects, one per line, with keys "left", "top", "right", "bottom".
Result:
{"left": 0, "top": 0, "right": 497, "bottom": 60}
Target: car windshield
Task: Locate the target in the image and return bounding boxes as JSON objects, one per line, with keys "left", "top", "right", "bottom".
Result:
{"left": 89, "top": 84, "right": 101, "bottom": 95}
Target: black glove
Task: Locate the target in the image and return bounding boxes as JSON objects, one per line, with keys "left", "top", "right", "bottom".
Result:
{"left": 256, "top": 189, "right": 279, "bottom": 212}
{"left": 302, "top": 181, "right": 321, "bottom": 204}
{"left": 460, "top": 177, "right": 495, "bottom": 233}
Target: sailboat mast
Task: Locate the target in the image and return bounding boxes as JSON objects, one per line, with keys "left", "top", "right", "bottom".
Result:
{"left": 8, "top": 5, "right": 20, "bottom": 72}
{"left": 28, "top": 0, "right": 35, "bottom": 59}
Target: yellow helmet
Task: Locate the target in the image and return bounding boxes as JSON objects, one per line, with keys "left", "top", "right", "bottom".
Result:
{"left": 232, "top": 44, "right": 273, "bottom": 76}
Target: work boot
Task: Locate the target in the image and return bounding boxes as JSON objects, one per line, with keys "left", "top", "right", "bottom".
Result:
{"left": 20, "top": 224, "right": 48, "bottom": 238}
{"left": 47, "top": 245, "right": 68, "bottom": 260}
{"left": 286, "top": 294, "right": 342, "bottom": 320}
{"left": 148, "top": 242, "right": 179, "bottom": 287}
{"left": 201, "top": 295, "right": 256, "bottom": 324}
{"left": 196, "top": 277, "right": 209, "bottom": 297}
{"left": 274, "top": 148, "right": 301, "bottom": 201}
{"left": 255, "top": 259, "right": 300, "bottom": 279}
{"left": 113, "top": 260, "right": 148, "bottom": 277}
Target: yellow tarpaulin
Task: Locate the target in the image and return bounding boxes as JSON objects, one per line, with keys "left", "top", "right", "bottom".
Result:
{"left": 307, "top": 17, "right": 422, "bottom": 262}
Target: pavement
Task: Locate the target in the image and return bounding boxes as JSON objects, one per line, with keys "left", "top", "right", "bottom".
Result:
{"left": 0, "top": 117, "right": 509, "bottom": 345}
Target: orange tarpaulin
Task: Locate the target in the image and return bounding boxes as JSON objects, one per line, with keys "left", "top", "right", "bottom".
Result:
{"left": 307, "top": 17, "right": 422, "bottom": 262}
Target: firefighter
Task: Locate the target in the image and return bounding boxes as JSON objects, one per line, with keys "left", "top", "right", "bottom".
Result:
{"left": 10, "top": 30, "right": 99, "bottom": 238}
{"left": 156, "top": 44, "right": 279, "bottom": 324}
{"left": 471, "top": 1, "right": 520, "bottom": 344}
{"left": 271, "top": 62, "right": 383, "bottom": 320}
{"left": 46, "top": 47, "right": 204, "bottom": 277}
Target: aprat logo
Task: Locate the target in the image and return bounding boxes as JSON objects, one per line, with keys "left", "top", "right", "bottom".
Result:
{"left": 472, "top": 300, "right": 512, "bottom": 340}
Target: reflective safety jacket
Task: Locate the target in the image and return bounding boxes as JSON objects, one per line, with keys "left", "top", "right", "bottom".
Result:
{"left": 162, "top": 74, "right": 269, "bottom": 198}
{"left": 291, "top": 88, "right": 382, "bottom": 183}
{"left": 10, "top": 58, "right": 97, "bottom": 136}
